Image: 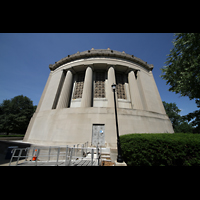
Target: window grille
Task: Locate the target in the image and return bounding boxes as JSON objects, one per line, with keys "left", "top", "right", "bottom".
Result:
{"left": 73, "top": 72, "right": 85, "bottom": 99}
{"left": 94, "top": 72, "right": 105, "bottom": 98}
{"left": 116, "top": 73, "right": 126, "bottom": 99}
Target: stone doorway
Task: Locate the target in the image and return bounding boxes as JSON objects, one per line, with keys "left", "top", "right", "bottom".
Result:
{"left": 92, "top": 124, "right": 105, "bottom": 146}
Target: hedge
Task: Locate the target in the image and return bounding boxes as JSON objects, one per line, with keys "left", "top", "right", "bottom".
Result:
{"left": 0, "top": 134, "right": 24, "bottom": 137}
{"left": 120, "top": 133, "right": 200, "bottom": 166}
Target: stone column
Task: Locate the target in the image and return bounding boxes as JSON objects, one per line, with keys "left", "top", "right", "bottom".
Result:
{"left": 128, "top": 70, "right": 143, "bottom": 110}
{"left": 57, "top": 70, "right": 73, "bottom": 109}
{"left": 107, "top": 66, "right": 117, "bottom": 107}
{"left": 81, "top": 66, "right": 93, "bottom": 107}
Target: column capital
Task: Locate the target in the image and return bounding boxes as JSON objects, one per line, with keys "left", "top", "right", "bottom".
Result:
{"left": 63, "top": 68, "right": 76, "bottom": 74}
{"left": 126, "top": 67, "right": 140, "bottom": 74}
{"left": 106, "top": 65, "right": 116, "bottom": 71}
{"left": 83, "top": 65, "right": 94, "bottom": 71}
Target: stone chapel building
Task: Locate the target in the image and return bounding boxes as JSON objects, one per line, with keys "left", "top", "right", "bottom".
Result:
{"left": 23, "top": 48, "right": 174, "bottom": 147}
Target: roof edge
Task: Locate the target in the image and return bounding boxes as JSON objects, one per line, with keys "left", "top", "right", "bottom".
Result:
{"left": 49, "top": 49, "right": 154, "bottom": 71}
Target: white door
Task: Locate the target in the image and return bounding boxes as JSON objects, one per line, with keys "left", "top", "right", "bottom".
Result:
{"left": 92, "top": 124, "right": 105, "bottom": 146}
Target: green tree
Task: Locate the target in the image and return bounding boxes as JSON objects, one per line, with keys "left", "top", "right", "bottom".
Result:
{"left": 0, "top": 95, "right": 36, "bottom": 135}
{"left": 163, "top": 101, "right": 193, "bottom": 133}
{"left": 183, "top": 110, "right": 200, "bottom": 133}
{"left": 161, "top": 33, "right": 200, "bottom": 132}
{"left": 175, "top": 121, "right": 194, "bottom": 133}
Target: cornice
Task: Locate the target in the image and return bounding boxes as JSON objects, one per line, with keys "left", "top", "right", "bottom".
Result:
{"left": 49, "top": 49, "right": 154, "bottom": 71}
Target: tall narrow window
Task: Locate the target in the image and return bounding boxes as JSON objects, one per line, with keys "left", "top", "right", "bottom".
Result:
{"left": 116, "top": 72, "right": 126, "bottom": 99}
{"left": 73, "top": 72, "right": 85, "bottom": 99}
{"left": 94, "top": 71, "right": 105, "bottom": 98}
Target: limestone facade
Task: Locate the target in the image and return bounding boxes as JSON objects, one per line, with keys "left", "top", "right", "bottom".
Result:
{"left": 23, "top": 49, "right": 174, "bottom": 147}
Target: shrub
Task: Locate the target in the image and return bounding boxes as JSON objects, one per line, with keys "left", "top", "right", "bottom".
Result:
{"left": 120, "top": 133, "right": 200, "bottom": 166}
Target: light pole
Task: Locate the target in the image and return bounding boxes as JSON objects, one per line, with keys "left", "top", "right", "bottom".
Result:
{"left": 111, "top": 83, "right": 123, "bottom": 163}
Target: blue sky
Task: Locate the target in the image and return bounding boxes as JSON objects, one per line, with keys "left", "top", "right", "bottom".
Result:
{"left": 0, "top": 33, "right": 197, "bottom": 116}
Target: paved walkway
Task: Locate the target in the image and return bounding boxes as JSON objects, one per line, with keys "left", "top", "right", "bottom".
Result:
{"left": 14, "top": 159, "right": 98, "bottom": 166}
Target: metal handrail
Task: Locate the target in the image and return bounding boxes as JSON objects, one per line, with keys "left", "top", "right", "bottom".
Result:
{"left": 9, "top": 146, "right": 68, "bottom": 166}
{"left": 9, "top": 141, "right": 102, "bottom": 166}
{"left": 26, "top": 146, "right": 67, "bottom": 165}
{"left": 9, "top": 148, "right": 28, "bottom": 166}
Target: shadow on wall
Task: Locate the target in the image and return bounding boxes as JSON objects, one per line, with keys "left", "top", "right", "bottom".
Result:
{"left": 0, "top": 140, "right": 31, "bottom": 165}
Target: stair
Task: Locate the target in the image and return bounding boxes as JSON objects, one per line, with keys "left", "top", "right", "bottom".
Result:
{"left": 101, "top": 153, "right": 111, "bottom": 162}
{"left": 100, "top": 148, "right": 114, "bottom": 166}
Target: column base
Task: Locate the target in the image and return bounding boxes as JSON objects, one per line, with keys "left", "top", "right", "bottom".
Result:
{"left": 114, "top": 160, "right": 127, "bottom": 166}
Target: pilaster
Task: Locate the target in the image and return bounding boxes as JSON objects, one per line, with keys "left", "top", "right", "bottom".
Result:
{"left": 136, "top": 71, "right": 148, "bottom": 111}
{"left": 128, "top": 70, "right": 143, "bottom": 110}
{"left": 35, "top": 71, "right": 53, "bottom": 113}
{"left": 56, "top": 70, "right": 73, "bottom": 109}
{"left": 149, "top": 71, "right": 166, "bottom": 114}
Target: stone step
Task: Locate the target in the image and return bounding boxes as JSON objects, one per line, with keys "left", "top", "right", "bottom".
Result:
{"left": 102, "top": 159, "right": 111, "bottom": 162}
{"left": 101, "top": 151, "right": 112, "bottom": 163}
{"left": 101, "top": 160, "right": 115, "bottom": 166}
{"left": 101, "top": 154, "right": 110, "bottom": 158}
{"left": 101, "top": 147, "right": 110, "bottom": 154}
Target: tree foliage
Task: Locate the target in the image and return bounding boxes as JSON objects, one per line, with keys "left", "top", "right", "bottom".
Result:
{"left": 183, "top": 109, "right": 200, "bottom": 133}
{"left": 161, "top": 33, "right": 200, "bottom": 101}
{"left": 161, "top": 33, "right": 200, "bottom": 132}
{"left": 0, "top": 95, "right": 36, "bottom": 135}
{"left": 163, "top": 101, "right": 193, "bottom": 133}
